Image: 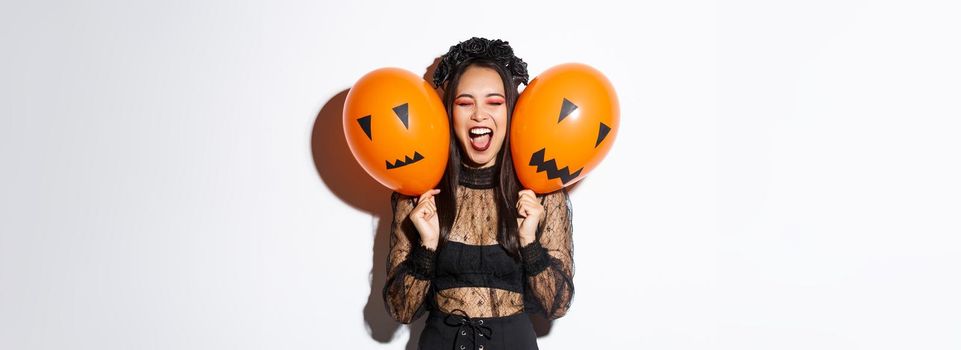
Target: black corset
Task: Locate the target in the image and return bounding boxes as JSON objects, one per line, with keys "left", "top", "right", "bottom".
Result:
{"left": 433, "top": 241, "right": 525, "bottom": 293}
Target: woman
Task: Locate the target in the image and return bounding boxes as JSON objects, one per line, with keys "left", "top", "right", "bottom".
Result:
{"left": 383, "top": 37, "right": 574, "bottom": 350}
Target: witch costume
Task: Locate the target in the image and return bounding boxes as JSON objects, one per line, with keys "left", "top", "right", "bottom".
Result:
{"left": 382, "top": 37, "right": 575, "bottom": 350}
{"left": 384, "top": 162, "right": 574, "bottom": 350}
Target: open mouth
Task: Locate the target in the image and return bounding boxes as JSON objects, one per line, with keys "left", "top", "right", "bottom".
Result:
{"left": 529, "top": 148, "right": 583, "bottom": 185}
{"left": 468, "top": 127, "right": 493, "bottom": 152}
{"left": 385, "top": 151, "right": 424, "bottom": 170}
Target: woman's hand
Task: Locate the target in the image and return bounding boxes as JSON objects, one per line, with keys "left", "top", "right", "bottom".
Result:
{"left": 410, "top": 189, "right": 441, "bottom": 249}
{"left": 516, "top": 189, "right": 544, "bottom": 246}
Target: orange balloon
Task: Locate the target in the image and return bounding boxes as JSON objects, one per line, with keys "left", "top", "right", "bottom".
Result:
{"left": 343, "top": 68, "right": 449, "bottom": 196}
{"left": 511, "top": 63, "right": 619, "bottom": 193}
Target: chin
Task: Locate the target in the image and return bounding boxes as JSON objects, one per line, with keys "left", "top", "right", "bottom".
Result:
{"left": 466, "top": 154, "right": 494, "bottom": 167}
{"left": 461, "top": 147, "right": 497, "bottom": 167}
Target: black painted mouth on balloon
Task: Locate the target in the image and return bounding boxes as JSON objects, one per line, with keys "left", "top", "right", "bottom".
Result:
{"left": 529, "top": 148, "right": 583, "bottom": 185}
{"left": 386, "top": 151, "right": 424, "bottom": 170}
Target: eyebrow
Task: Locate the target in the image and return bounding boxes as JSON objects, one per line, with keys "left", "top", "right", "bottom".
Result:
{"left": 455, "top": 93, "right": 506, "bottom": 99}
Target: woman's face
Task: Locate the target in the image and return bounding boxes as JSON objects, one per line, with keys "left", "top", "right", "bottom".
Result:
{"left": 452, "top": 65, "right": 508, "bottom": 168}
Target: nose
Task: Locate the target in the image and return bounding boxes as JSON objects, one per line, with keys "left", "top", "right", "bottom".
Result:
{"left": 470, "top": 107, "right": 490, "bottom": 122}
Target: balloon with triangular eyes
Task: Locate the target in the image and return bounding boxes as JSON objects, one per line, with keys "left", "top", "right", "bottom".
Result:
{"left": 343, "top": 68, "right": 449, "bottom": 196}
{"left": 511, "top": 63, "right": 619, "bottom": 194}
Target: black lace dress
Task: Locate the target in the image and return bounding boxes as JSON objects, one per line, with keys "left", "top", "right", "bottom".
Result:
{"left": 383, "top": 163, "right": 574, "bottom": 350}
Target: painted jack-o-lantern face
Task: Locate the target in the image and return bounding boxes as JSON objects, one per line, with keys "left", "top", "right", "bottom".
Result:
{"left": 511, "top": 63, "right": 619, "bottom": 193}
{"left": 343, "top": 68, "right": 449, "bottom": 196}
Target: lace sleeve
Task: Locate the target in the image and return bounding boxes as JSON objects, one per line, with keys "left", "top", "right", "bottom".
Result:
{"left": 521, "top": 189, "right": 575, "bottom": 319}
{"left": 382, "top": 192, "right": 435, "bottom": 324}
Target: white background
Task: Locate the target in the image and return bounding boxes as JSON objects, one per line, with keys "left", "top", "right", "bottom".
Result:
{"left": 2, "top": 0, "right": 959, "bottom": 349}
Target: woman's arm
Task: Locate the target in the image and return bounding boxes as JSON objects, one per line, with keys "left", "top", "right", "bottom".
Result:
{"left": 521, "top": 189, "right": 575, "bottom": 320}
{"left": 382, "top": 192, "right": 435, "bottom": 324}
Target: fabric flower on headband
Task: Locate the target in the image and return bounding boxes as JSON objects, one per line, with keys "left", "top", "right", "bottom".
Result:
{"left": 432, "top": 37, "right": 530, "bottom": 89}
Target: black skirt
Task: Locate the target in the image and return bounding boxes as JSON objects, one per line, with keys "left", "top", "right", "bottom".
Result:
{"left": 418, "top": 310, "right": 539, "bottom": 350}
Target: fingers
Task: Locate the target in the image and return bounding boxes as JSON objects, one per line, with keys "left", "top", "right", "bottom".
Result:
{"left": 518, "top": 189, "right": 536, "bottom": 202}
{"left": 516, "top": 189, "right": 543, "bottom": 218}
{"left": 416, "top": 189, "right": 441, "bottom": 204}
{"left": 516, "top": 192, "right": 544, "bottom": 242}
{"left": 516, "top": 202, "right": 539, "bottom": 218}
{"left": 517, "top": 190, "right": 538, "bottom": 207}
{"left": 425, "top": 199, "right": 436, "bottom": 218}
{"left": 413, "top": 189, "right": 441, "bottom": 220}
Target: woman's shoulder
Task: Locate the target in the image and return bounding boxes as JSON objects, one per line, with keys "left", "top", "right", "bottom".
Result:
{"left": 391, "top": 191, "right": 416, "bottom": 201}
{"left": 390, "top": 191, "right": 417, "bottom": 212}
{"left": 539, "top": 187, "right": 570, "bottom": 203}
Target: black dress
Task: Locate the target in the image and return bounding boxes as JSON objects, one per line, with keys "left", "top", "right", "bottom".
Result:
{"left": 383, "top": 164, "right": 575, "bottom": 350}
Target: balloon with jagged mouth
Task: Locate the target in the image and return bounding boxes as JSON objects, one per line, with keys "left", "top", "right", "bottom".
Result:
{"left": 343, "top": 68, "right": 450, "bottom": 196}
{"left": 511, "top": 63, "right": 619, "bottom": 194}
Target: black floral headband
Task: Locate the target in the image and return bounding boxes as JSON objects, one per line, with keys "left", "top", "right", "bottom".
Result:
{"left": 432, "top": 37, "right": 530, "bottom": 89}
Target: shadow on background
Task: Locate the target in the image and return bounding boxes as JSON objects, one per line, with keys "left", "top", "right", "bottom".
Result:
{"left": 311, "top": 58, "right": 564, "bottom": 348}
{"left": 310, "top": 88, "right": 425, "bottom": 350}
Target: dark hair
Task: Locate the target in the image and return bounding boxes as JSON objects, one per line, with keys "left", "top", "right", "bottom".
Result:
{"left": 432, "top": 37, "right": 529, "bottom": 89}
{"left": 433, "top": 57, "right": 525, "bottom": 260}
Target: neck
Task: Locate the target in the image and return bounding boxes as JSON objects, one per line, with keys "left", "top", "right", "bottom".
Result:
{"left": 458, "top": 161, "right": 497, "bottom": 189}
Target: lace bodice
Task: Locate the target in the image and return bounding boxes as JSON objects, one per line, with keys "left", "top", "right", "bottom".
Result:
{"left": 383, "top": 164, "right": 575, "bottom": 323}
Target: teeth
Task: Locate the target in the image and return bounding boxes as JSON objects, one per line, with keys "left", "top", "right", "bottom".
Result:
{"left": 470, "top": 127, "right": 492, "bottom": 135}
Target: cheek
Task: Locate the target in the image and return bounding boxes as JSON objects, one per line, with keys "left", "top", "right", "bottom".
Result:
{"left": 452, "top": 107, "right": 468, "bottom": 123}
{"left": 451, "top": 114, "right": 469, "bottom": 143}
{"left": 451, "top": 110, "right": 467, "bottom": 129}
{"left": 494, "top": 108, "right": 508, "bottom": 138}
